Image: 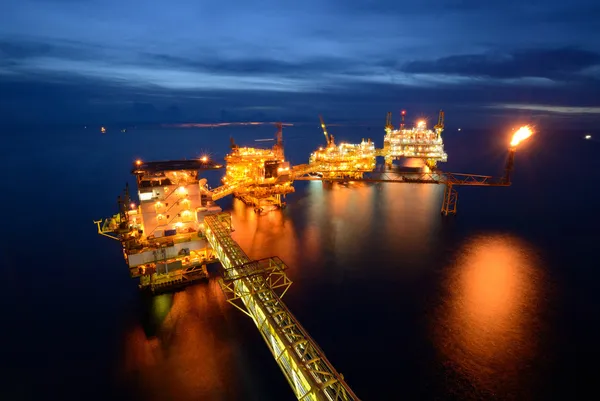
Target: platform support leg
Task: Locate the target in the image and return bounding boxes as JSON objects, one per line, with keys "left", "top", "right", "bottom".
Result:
{"left": 426, "top": 158, "right": 436, "bottom": 169}
{"left": 441, "top": 184, "right": 458, "bottom": 216}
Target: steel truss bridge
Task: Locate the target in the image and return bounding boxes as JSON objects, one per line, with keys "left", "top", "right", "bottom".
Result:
{"left": 291, "top": 166, "right": 511, "bottom": 216}
{"left": 204, "top": 213, "right": 359, "bottom": 401}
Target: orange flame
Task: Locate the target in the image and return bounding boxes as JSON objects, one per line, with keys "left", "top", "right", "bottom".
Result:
{"left": 510, "top": 126, "right": 533, "bottom": 147}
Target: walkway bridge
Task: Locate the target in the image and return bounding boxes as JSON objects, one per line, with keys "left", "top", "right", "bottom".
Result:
{"left": 210, "top": 182, "right": 247, "bottom": 201}
{"left": 291, "top": 164, "right": 511, "bottom": 216}
{"left": 203, "top": 213, "right": 359, "bottom": 401}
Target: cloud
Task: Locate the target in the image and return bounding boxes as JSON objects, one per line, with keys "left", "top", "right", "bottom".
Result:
{"left": 401, "top": 48, "right": 600, "bottom": 81}
{"left": 1, "top": 1, "right": 599, "bottom": 128}
{"left": 0, "top": 37, "right": 388, "bottom": 92}
{"left": 5, "top": 36, "right": 598, "bottom": 96}
{"left": 144, "top": 52, "right": 375, "bottom": 79}
{"left": 2, "top": 65, "right": 599, "bottom": 130}
{"left": 491, "top": 104, "right": 600, "bottom": 115}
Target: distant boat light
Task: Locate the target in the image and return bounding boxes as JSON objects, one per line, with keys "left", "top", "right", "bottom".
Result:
{"left": 585, "top": 134, "right": 592, "bottom": 140}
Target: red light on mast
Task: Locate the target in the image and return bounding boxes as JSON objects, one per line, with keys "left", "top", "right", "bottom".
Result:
{"left": 401, "top": 110, "right": 406, "bottom": 115}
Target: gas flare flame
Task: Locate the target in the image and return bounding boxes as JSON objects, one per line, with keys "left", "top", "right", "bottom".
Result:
{"left": 510, "top": 126, "right": 533, "bottom": 147}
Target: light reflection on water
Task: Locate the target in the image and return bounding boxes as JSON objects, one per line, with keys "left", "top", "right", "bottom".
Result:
{"left": 435, "top": 234, "right": 543, "bottom": 399}
{"left": 1, "top": 127, "right": 578, "bottom": 401}
{"left": 230, "top": 198, "right": 301, "bottom": 267}
{"left": 380, "top": 183, "right": 443, "bottom": 268}
{"left": 119, "top": 282, "right": 249, "bottom": 401}
{"left": 117, "top": 181, "right": 545, "bottom": 401}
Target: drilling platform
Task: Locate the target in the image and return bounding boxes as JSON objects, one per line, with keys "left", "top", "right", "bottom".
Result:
{"left": 95, "top": 114, "right": 533, "bottom": 401}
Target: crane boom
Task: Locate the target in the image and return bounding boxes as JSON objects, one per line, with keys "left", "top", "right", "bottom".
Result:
{"left": 435, "top": 110, "right": 445, "bottom": 130}
{"left": 319, "top": 115, "right": 331, "bottom": 145}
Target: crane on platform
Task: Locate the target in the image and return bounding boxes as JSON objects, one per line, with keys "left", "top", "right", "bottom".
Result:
{"left": 319, "top": 115, "right": 334, "bottom": 146}
{"left": 433, "top": 109, "right": 445, "bottom": 144}
{"left": 434, "top": 110, "right": 444, "bottom": 131}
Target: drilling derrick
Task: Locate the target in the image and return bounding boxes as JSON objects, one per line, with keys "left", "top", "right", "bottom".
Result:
{"left": 382, "top": 109, "right": 448, "bottom": 171}
{"left": 307, "top": 115, "right": 376, "bottom": 180}
{"left": 385, "top": 111, "right": 394, "bottom": 133}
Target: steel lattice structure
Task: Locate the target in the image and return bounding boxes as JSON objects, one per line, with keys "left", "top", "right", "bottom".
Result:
{"left": 204, "top": 213, "right": 360, "bottom": 401}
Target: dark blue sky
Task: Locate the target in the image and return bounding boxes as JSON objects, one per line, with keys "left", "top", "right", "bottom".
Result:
{"left": 1, "top": 0, "right": 599, "bottom": 127}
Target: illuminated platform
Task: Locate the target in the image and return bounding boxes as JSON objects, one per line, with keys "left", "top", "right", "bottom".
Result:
{"left": 209, "top": 124, "right": 293, "bottom": 210}
{"left": 382, "top": 110, "right": 448, "bottom": 169}
{"left": 95, "top": 158, "right": 224, "bottom": 293}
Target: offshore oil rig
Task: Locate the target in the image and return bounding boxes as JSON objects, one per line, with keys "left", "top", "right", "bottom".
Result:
{"left": 306, "top": 115, "right": 377, "bottom": 180}
{"left": 93, "top": 159, "right": 224, "bottom": 291}
{"left": 212, "top": 123, "right": 294, "bottom": 212}
{"left": 383, "top": 110, "right": 447, "bottom": 170}
{"left": 95, "top": 112, "right": 533, "bottom": 401}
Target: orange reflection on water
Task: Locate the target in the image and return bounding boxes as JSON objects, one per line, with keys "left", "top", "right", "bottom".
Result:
{"left": 436, "top": 234, "right": 542, "bottom": 397}
{"left": 302, "top": 182, "right": 326, "bottom": 262}
{"left": 326, "top": 182, "right": 375, "bottom": 262}
{"left": 229, "top": 198, "right": 300, "bottom": 268}
{"left": 301, "top": 181, "right": 378, "bottom": 267}
{"left": 380, "top": 183, "right": 442, "bottom": 269}
{"left": 119, "top": 282, "right": 241, "bottom": 401}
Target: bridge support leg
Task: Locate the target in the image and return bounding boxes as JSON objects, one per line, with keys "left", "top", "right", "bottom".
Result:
{"left": 441, "top": 184, "right": 458, "bottom": 216}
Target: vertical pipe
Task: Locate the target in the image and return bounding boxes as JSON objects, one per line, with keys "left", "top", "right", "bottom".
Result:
{"left": 503, "top": 148, "right": 516, "bottom": 184}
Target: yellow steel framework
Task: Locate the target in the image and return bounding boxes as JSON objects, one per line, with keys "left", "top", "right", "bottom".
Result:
{"left": 235, "top": 182, "right": 295, "bottom": 210}
{"left": 204, "top": 213, "right": 359, "bottom": 401}
{"left": 441, "top": 184, "right": 458, "bottom": 216}
{"left": 93, "top": 217, "right": 121, "bottom": 240}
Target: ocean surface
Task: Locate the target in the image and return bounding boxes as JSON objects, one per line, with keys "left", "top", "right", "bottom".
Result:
{"left": 1, "top": 123, "right": 598, "bottom": 401}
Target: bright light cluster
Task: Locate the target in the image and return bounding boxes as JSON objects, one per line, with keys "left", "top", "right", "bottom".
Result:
{"left": 383, "top": 124, "right": 448, "bottom": 163}
{"left": 510, "top": 126, "right": 533, "bottom": 147}
{"left": 224, "top": 147, "right": 282, "bottom": 184}
{"left": 309, "top": 139, "right": 376, "bottom": 173}
{"left": 219, "top": 143, "right": 293, "bottom": 199}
